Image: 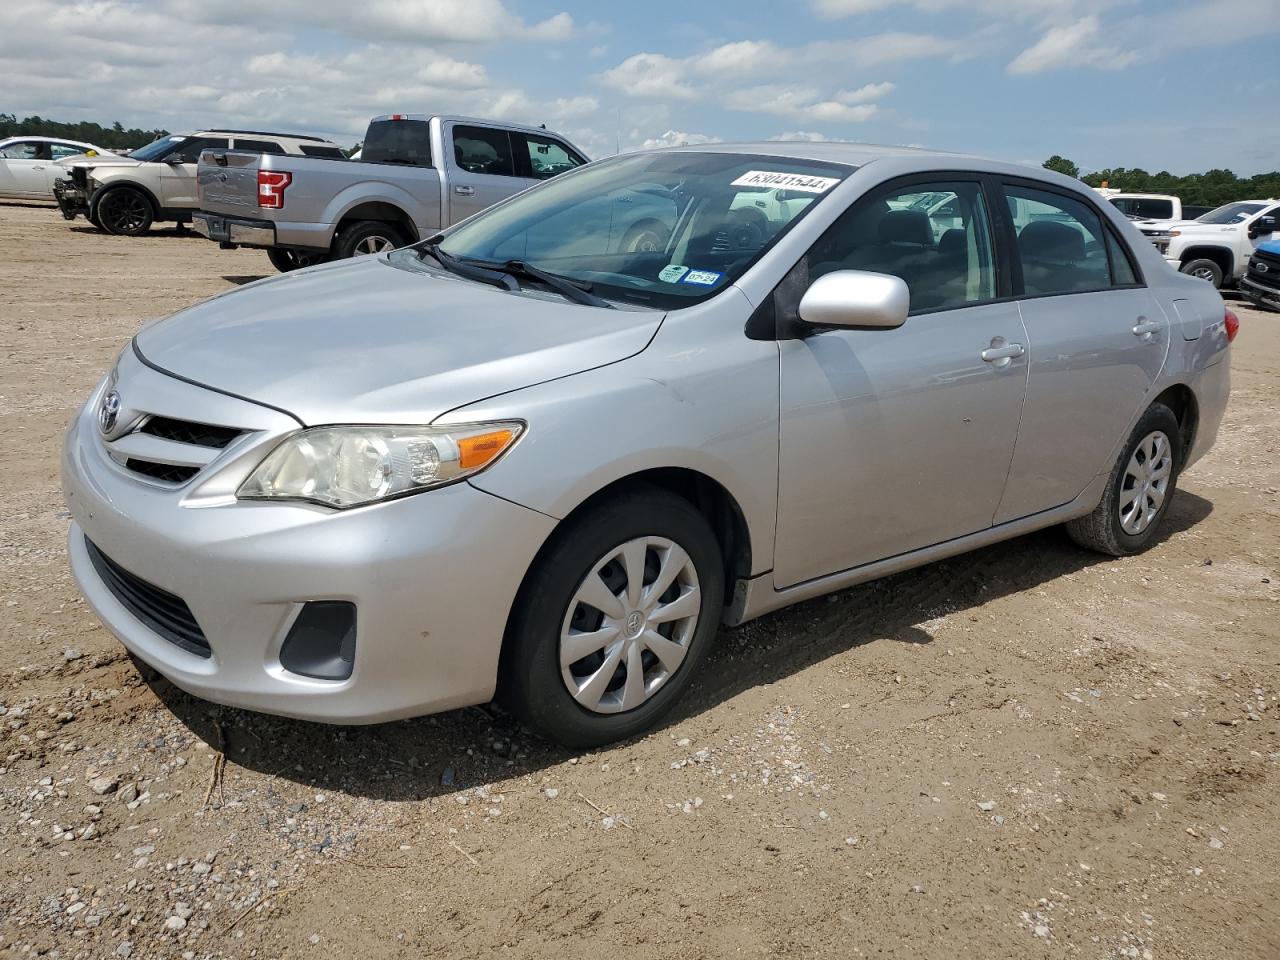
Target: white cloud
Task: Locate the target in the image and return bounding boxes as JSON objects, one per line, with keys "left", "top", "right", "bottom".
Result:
{"left": 837, "top": 82, "right": 896, "bottom": 104}
{"left": 600, "top": 53, "right": 699, "bottom": 99}
{"left": 1007, "top": 16, "right": 1136, "bottom": 75}
{"left": 691, "top": 40, "right": 789, "bottom": 75}
{"left": 640, "top": 130, "right": 722, "bottom": 149}
{"left": 770, "top": 131, "right": 833, "bottom": 142}
{"left": 725, "top": 83, "right": 891, "bottom": 123}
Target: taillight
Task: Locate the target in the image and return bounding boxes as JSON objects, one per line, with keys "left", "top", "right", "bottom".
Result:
{"left": 257, "top": 170, "right": 291, "bottom": 209}
{"left": 1223, "top": 309, "right": 1240, "bottom": 343}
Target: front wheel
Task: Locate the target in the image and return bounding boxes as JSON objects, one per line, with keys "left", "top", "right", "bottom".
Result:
{"left": 1066, "top": 403, "right": 1183, "bottom": 556}
{"left": 1180, "top": 258, "right": 1224, "bottom": 287}
{"left": 501, "top": 488, "right": 724, "bottom": 748}
{"left": 96, "top": 187, "right": 153, "bottom": 236}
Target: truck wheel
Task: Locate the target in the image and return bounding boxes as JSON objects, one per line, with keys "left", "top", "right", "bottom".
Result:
{"left": 335, "top": 221, "right": 406, "bottom": 260}
{"left": 620, "top": 220, "right": 669, "bottom": 254}
{"left": 1180, "top": 258, "right": 1223, "bottom": 287}
{"left": 266, "top": 248, "right": 331, "bottom": 273}
{"left": 96, "top": 186, "right": 153, "bottom": 236}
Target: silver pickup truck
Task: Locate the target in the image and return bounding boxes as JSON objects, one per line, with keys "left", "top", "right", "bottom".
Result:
{"left": 193, "top": 114, "right": 589, "bottom": 271}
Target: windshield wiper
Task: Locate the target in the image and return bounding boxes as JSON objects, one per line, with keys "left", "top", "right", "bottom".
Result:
{"left": 418, "top": 242, "right": 517, "bottom": 292}
{"left": 495, "top": 260, "right": 616, "bottom": 309}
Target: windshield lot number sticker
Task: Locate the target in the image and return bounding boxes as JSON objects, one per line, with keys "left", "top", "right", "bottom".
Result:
{"left": 681, "top": 270, "right": 722, "bottom": 286}
{"left": 731, "top": 171, "right": 840, "bottom": 194}
{"left": 659, "top": 264, "right": 689, "bottom": 283}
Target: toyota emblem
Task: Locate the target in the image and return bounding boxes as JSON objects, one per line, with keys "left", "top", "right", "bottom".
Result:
{"left": 98, "top": 390, "right": 121, "bottom": 435}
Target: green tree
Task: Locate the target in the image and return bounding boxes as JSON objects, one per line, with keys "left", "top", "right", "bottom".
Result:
{"left": 0, "top": 112, "right": 167, "bottom": 151}
{"left": 1043, "top": 155, "right": 1081, "bottom": 178}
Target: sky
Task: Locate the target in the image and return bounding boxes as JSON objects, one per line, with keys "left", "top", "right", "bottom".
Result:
{"left": 2, "top": 0, "right": 1278, "bottom": 176}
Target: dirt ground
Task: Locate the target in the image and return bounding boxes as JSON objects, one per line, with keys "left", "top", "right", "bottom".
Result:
{"left": 1, "top": 199, "right": 1277, "bottom": 960}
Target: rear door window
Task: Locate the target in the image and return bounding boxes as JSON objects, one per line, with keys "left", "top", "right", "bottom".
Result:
{"left": 452, "top": 126, "right": 516, "bottom": 178}
{"left": 232, "top": 138, "right": 284, "bottom": 154}
{"left": 516, "top": 133, "right": 585, "bottom": 180}
{"left": 1005, "top": 185, "right": 1112, "bottom": 296}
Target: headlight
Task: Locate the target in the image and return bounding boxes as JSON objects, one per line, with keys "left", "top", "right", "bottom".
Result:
{"left": 237, "top": 422, "right": 523, "bottom": 508}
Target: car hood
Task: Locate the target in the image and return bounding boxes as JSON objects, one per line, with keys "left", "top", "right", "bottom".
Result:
{"left": 1168, "top": 220, "right": 1236, "bottom": 234}
{"left": 134, "top": 256, "right": 662, "bottom": 426}
{"left": 61, "top": 156, "right": 139, "bottom": 171}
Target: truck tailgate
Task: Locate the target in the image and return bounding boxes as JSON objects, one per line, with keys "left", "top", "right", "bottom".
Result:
{"left": 197, "top": 150, "right": 261, "bottom": 214}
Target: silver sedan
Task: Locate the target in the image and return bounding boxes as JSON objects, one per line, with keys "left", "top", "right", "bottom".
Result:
{"left": 63, "top": 143, "right": 1234, "bottom": 747}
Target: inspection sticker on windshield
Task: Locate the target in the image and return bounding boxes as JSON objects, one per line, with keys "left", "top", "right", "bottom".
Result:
{"left": 731, "top": 170, "right": 840, "bottom": 194}
{"left": 681, "top": 270, "right": 722, "bottom": 286}
{"left": 659, "top": 264, "right": 689, "bottom": 283}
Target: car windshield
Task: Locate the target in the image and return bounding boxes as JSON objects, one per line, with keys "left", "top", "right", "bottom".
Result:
{"left": 1196, "top": 202, "right": 1266, "bottom": 224}
{"left": 127, "top": 136, "right": 186, "bottom": 162}
{"left": 411, "top": 151, "right": 852, "bottom": 308}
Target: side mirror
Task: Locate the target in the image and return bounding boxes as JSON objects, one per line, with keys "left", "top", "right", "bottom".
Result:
{"left": 1254, "top": 216, "right": 1277, "bottom": 236}
{"left": 166, "top": 154, "right": 190, "bottom": 164}
{"left": 798, "top": 270, "right": 910, "bottom": 330}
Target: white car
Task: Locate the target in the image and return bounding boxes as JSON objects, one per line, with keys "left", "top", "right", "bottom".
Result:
{"left": 0, "top": 135, "right": 112, "bottom": 200}
{"left": 1157, "top": 199, "right": 1280, "bottom": 287}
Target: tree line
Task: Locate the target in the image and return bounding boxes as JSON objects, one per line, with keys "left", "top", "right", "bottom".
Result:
{"left": 1043, "top": 155, "right": 1280, "bottom": 208}
{"left": 1, "top": 114, "right": 168, "bottom": 151}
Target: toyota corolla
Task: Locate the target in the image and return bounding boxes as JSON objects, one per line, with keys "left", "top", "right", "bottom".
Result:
{"left": 63, "top": 143, "right": 1234, "bottom": 747}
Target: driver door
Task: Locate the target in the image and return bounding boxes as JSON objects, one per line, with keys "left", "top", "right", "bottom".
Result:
{"left": 774, "top": 177, "right": 1029, "bottom": 587}
{"left": 159, "top": 136, "right": 227, "bottom": 207}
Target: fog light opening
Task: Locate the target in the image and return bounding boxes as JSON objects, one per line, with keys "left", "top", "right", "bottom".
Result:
{"left": 279, "top": 601, "right": 356, "bottom": 681}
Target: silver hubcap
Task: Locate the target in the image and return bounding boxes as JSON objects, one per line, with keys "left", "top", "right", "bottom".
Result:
{"left": 1192, "top": 267, "right": 1215, "bottom": 282}
{"left": 559, "top": 536, "right": 701, "bottom": 714}
{"left": 1118, "top": 430, "right": 1172, "bottom": 535}
{"left": 355, "top": 236, "right": 395, "bottom": 255}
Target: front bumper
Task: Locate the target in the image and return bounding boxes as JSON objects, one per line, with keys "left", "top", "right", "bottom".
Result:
{"left": 62, "top": 353, "right": 557, "bottom": 724}
{"left": 53, "top": 178, "right": 89, "bottom": 220}
{"left": 192, "top": 211, "right": 276, "bottom": 247}
{"left": 1240, "top": 275, "right": 1280, "bottom": 312}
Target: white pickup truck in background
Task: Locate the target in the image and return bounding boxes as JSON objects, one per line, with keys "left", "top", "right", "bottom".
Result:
{"left": 193, "top": 114, "right": 589, "bottom": 271}
{"left": 1154, "top": 199, "right": 1280, "bottom": 288}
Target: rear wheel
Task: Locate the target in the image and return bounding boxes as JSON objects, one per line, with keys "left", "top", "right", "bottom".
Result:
{"left": 334, "top": 221, "right": 407, "bottom": 260}
{"left": 96, "top": 186, "right": 153, "bottom": 236}
{"left": 501, "top": 488, "right": 724, "bottom": 748}
{"left": 1180, "top": 258, "right": 1224, "bottom": 287}
{"left": 1066, "top": 403, "right": 1183, "bottom": 556}
{"left": 620, "top": 220, "right": 669, "bottom": 254}
{"left": 266, "top": 248, "right": 331, "bottom": 273}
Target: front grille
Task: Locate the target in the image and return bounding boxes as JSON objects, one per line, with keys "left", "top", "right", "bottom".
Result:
{"left": 84, "top": 538, "right": 210, "bottom": 658}
{"left": 1249, "top": 252, "right": 1280, "bottom": 291}
{"left": 139, "top": 416, "right": 241, "bottom": 449}
{"left": 124, "top": 459, "right": 200, "bottom": 484}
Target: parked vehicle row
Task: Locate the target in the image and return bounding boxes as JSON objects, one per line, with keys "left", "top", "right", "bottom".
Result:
{"left": 1152, "top": 200, "right": 1280, "bottom": 289}
{"left": 193, "top": 114, "right": 589, "bottom": 272}
{"left": 1241, "top": 238, "right": 1280, "bottom": 312}
{"left": 52, "top": 129, "right": 346, "bottom": 235}
{"left": 63, "top": 142, "right": 1235, "bottom": 746}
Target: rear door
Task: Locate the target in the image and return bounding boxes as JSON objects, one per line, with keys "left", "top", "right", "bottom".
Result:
{"left": 774, "top": 175, "right": 1029, "bottom": 586}
{"left": 993, "top": 181, "right": 1169, "bottom": 523}
{"left": 442, "top": 123, "right": 525, "bottom": 223}
{"left": 0, "top": 140, "right": 51, "bottom": 197}
{"left": 159, "top": 136, "right": 229, "bottom": 207}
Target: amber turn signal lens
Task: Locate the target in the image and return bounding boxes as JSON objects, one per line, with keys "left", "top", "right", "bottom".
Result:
{"left": 457, "top": 429, "right": 515, "bottom": 469}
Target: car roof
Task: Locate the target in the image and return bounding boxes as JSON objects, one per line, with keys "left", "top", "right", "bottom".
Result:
{"left": 0, "top": 135, "right": 101, "bottom": 148}
{"left": 1109, "top": 193, "right": 1178, "bottom": 201}
{"left": 180, "top": 130, "right": 340, "bottom": 146}
{"left": 656, "top": 140, "right": 971, "bottom": 168}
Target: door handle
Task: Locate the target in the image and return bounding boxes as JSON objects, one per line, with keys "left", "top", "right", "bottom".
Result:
{"left": 1132, "top": 318, "right": 1161, "bottom": 339}
{"left": 454, "top": 185, "right": 475, "bottom": 196}
{"left": 981, "top": 342, "right": 1025, "bottom": 365}
{"left": 32, "top": 164, "right": 45, "bottom": 170}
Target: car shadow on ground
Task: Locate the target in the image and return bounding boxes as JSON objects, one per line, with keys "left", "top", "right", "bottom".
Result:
{"left": 140, "top": 490, "right": 1213, "bottom": 801}
{"left": 67, "top": 225, "right": 203, "bottom": 238}
{"left": 222, "top": 275, "right": 268, "bottom": 286}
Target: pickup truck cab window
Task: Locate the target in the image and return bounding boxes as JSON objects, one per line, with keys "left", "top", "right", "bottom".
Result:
{"left": 1005, "top": 184, "right": 1111, "bottom": 296}
{"left": 453, "top": 126, "right": 516, "bottom": 178}
{"left": 428, "top": 151, "right": 848, "bottom": 307}
{"left": 362, "top": 120, "right": 432, "bottom": 167}
{"left": 1110, "top": 196, "right": 1174, "bottom": 220}
{"left": 519, "top": 133, "right": 585, "bottom": 180}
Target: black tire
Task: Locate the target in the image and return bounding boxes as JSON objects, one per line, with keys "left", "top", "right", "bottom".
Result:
{"left": 334, "top": 221, "right": 407, "bottom": 260}
{"left": 500, "top": 487, "right": 724, "bottom": 749}
{"left": 266, "top": 247, "right": 331, "bottom": 273}
{"left": 87, "top": 208, "right": 105, "bottom": 230}
{"left": 1066, "top": 403, "right": 1183, "bottom": 556}
{"left": 620, "top": 220, "right": 669, "bottom": 254}
{"left": 96, "top": 186, "right": 153, "bottom": 236}
{"left": 1180, "top": 258, "right": 1223, "bottom": 287}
